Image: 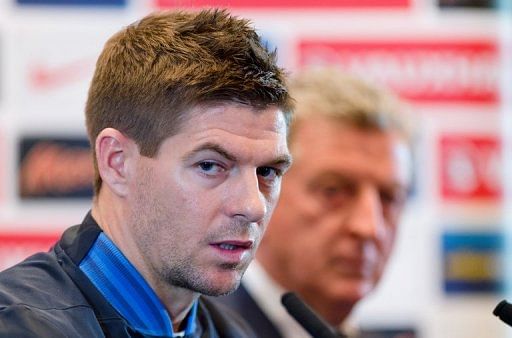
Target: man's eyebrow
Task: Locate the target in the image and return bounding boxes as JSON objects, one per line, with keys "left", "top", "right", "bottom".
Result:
{"left": 182, "top": 142, "right": 292, "bottom": 169}
{"left": 310, "top": 171, "right": 409, "bottom": 192}
{"left": 268, "top": 154, "right": 293, "bottom": 170}
{"left": 182, "top": 142, "right": 237, "bottom": 162}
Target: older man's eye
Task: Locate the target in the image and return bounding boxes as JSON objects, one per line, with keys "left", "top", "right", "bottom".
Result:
{"left": 380, "top": 189, "right": 407, "bottom": 206}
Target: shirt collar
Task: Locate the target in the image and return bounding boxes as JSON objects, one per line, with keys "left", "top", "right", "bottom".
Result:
{"left": 79, "top": 232, "right": 198, "bottom": 337}
{"left": 242, "top": 260, "right": 358, "bottom": 338}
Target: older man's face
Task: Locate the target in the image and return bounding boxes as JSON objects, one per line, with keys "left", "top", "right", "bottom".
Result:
{"left": 126, "top": 104, "right": 291, "bottom": 296}
{"left": 259, "top": 116, "right": 411, "bottom": 311}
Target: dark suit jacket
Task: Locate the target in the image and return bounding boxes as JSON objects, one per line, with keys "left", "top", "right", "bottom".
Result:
{"left": 215, "top": 284, "right": 417, "bottom": 338}
{"left": 215, "top": 284, "right": 284, "bottom": 338}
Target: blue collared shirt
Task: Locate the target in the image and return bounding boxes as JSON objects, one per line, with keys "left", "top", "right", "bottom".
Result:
{"left": 79, "top": 232, "right": 198, "bottom": 337}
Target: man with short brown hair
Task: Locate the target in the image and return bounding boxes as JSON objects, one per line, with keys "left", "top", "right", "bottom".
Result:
{"left": 0, "top": 9, "right": 293, "bottom": 337}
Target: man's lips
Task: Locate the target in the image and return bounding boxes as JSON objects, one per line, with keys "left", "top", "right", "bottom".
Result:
{"left": 209, "top": 240, "right": 254, "bottom": 264}
{"left": 211, "top": 240, "right": 253, "bottom": 251}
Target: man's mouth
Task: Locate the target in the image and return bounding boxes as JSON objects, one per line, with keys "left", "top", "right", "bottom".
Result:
{"left": 213, "top": 241, "right": 253, "bottom": 251}
{"left": 209, "top": 240, "right": 254, "bottom": 264}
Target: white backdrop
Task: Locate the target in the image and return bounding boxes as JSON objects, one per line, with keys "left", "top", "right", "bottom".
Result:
{"left": 0, "top": 1, "right": 508, "bottom": 337}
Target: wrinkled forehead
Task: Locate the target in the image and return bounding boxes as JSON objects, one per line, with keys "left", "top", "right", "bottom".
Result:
{"left": 186, "top": 102, "right": 289, "bottom": 134}
{"left": 292, "top": 118, "right": 412, "bottom": 185}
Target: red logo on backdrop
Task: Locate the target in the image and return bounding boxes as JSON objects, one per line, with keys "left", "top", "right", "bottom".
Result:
{"left": 155, "top": 0, "right": 410, "bottom": 8}
{"left": 0, "top": 233, "right": 60, "bottom": 271}
{"left": 299, "top": 40, "right": 499, "bottom": 104}
{"left": 439, "top": 135, "right": 501, "bottom": 201}
{"left": 29, "top": 58, "right": 95, "bottom": 91}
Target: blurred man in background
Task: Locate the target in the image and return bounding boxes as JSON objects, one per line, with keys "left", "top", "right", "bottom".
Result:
{"left": 217, "top": 67, "right": 414, "bottom": 338}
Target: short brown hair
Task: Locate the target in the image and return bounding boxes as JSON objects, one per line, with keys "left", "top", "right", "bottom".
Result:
{"left": 85, "top": 9, "right": 293, "bottom": 194}
{"left": 288, "top": 67, "right": 412, "bottom": 145}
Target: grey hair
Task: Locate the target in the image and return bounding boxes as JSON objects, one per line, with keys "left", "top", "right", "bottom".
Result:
{"left": 288, "top": 67, "right": 413, "bottom": 145}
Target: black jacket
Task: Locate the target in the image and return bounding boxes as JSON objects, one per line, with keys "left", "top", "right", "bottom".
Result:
{"left": 0, "top": 213, "right": 256, "bottom": 338}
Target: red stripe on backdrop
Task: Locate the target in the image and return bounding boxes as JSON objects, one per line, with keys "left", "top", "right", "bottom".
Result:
{"left": 0, "top": 233, "right": 61, "bottom": 271}
{"left": 0, "top": 233, "right": 60, "bottom": 243}
{"left": 155, "top": 0, "right": 410, "bottom": 9}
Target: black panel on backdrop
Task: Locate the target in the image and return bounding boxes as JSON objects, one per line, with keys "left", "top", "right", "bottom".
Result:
{"left": 439, "top": 0, "right": 496, "bottom": 8}
{"left": 18, "top": 136, "right": 93, "bottom": 199}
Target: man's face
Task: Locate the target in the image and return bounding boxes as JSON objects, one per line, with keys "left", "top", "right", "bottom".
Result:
{"left": 258, "top": 116, "right": 411, "bottom": 308}
{"left": 126, "top": 104, "right": 290, "bottom": 296}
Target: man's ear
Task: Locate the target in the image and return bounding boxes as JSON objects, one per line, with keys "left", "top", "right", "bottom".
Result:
{"left": 95, "top": 128, "right": 138, "bottom": 197}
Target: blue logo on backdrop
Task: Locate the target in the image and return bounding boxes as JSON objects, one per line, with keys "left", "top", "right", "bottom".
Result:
{"left": 442, "top": 230, "right": 504, "bottom": 294}
{"left": 17, "top": 0, "right": 126, "bottom": 6}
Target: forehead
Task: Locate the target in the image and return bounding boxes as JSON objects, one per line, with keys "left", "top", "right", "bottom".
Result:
{"left": 291, "top": 117, "right": 411, "bottom": 185}
{"left": 163, "top": 103, "right": 289, "bottom": 159}
{"left": 184, "top": 103, "right": 287, "bottom": 135}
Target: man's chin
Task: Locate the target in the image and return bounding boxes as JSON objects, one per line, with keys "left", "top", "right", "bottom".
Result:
{"left": 199, "top": 280, "right": 241, "bottom": 297}
{"left": 327, "top": 279, "right": 375, "bottom": 302}
{"left": 198, "top": 271, "right": 244, "bottom": 296}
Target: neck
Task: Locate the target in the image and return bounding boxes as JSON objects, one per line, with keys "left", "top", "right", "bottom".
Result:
{"left": 91, "top": 190, "right": 199, "bottom": 329}
{"left": 154, "top": 282, "right": 200, "bottom": 330}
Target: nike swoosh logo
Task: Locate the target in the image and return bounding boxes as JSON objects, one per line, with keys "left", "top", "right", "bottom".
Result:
{"left": 29, "top": 58, "right": 95, "bottom": 90}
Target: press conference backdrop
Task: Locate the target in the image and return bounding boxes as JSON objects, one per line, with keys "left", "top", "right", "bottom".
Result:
{"left": 0, "top": 1, "right": 509, "bottom": 337}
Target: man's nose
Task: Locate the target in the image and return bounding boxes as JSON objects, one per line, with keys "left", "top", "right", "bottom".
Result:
{"left": 226, "top": 170, "right": 267, "bottom": 223}
{"left": 345, "top": 185, "right": 383, "bottom": 239}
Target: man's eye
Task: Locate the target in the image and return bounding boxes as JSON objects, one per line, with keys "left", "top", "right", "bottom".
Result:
{"left": 322, "top": 186, "right": 343, "bottom": 197}
{"left": 316, "top": 183, "right": 354, "bottom": 209}
{"left": 197, "top": 161, "right": 224, "bottom": 175}
{"left": 256, "top": 167, "right": 280, "bottom": 180}
{"left": 380, "top": 189, "right": 406, "bottom": 206}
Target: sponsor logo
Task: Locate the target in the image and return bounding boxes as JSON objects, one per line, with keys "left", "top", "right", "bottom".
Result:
{"left": 442, "top": 231, "right": 503, "bottom": 293}
{"left": 18, "top": 137, "right": 93, "bottom": 199}
{"left": 17, "top": 0, "right": 125, "bottom": 6}
{"left": 0, "top": 233, "right": 60, "bottom": 271}
{"left": 298, "top": 40, "right": 499, "bottom": 103}
{"left": 439, "top": 134, "right": 500, "bottom": 201}
{"left": 155, "top": 0, "right": 410, "bottom": 9}
{"left": 29, "top": 58, "right": 95, "bottom": 91}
